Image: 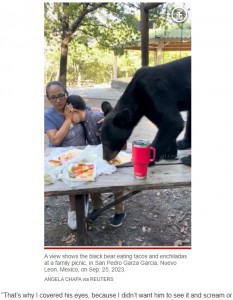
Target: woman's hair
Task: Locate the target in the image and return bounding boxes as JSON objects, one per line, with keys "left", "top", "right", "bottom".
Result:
{"left": 45, "top": 81, "right": 68, "bottom": 97}
{"left": 67, "top": 95, "right": 86, "bottom": 111}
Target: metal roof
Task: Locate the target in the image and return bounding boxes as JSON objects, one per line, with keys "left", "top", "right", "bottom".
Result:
{"left": 150, "top": 27, "right": 191, "bottom": 39}
{"left": 125, "top": 24, "right": 191, "bottom": 52}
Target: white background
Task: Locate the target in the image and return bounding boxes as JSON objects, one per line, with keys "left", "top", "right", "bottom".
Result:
{"left": 0, "top": 0, "right": 233, "bottom": 297}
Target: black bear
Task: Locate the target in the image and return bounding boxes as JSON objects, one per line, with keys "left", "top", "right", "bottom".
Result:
{"left": 101, "top": 56, "right": 191, "bottom": 166}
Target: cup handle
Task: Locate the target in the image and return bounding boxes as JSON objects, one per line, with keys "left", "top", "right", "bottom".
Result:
{"left": 149, "top": 147, "right": 156, "bottom": 162}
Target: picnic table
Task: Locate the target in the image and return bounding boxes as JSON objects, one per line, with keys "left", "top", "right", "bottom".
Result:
{"left": 44, "top": 147, "right": 191, "bottom": 246}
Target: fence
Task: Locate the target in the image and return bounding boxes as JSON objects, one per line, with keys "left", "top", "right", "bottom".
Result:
{"left": 67, "top": 80, "right": 95, "bottom": 87}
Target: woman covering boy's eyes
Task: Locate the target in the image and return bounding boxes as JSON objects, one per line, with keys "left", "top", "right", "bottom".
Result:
{"left": 45, "top": 81, "right": 105, "bottom": 232}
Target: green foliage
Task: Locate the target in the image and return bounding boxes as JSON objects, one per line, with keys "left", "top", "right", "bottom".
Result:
{"left": 149, "top": 3, "right": 191, "bottom": 29}
{"left": 44, "top": 2, "right": 191, "bottom": 84}
{"left": 44, "top": 38, "right": 60, "bottom": 83}
{"left": 44, "top": 3, "right": 139, "bottom": 52}
{"left": 44, "top": 36, "right": 142, "bottom": 85}
{"left": 44, "top": 2, "right": 140, "bottom": 84}
{"left": 67, "top": 41, "right": 114, "bottom": 84}
{"left": 160, "top": 51, "right": 191, "bottom": 65}
{"left": 117, "top": 50, "right": 141, "bottom": 78}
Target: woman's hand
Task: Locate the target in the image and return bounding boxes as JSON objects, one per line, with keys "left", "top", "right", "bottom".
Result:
{"left": 64, "top": 103, "right": 74, "bottom": 121}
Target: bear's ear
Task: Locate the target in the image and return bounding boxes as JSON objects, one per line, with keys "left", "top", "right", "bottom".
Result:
{"left": 113, "top": 108, "right": 131, "bottom": 127}
{"left": 101, "top": 101, "right": 113, "bottom": 116}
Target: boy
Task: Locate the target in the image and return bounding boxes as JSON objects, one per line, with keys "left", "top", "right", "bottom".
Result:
{"left": 67, "top": 95, "right": 103, "bottom": 145}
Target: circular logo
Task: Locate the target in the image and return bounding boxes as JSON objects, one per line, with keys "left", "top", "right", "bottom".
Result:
{"left": 171, "top": 7, "right": 188, "bottom": 23}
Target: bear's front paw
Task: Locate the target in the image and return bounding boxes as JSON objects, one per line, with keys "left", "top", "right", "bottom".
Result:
{"left": 177, "top": 139, "right": 191, "bottom": 150}
{"left": 181, "top": 155, "right": 191, "bottom": 166}
{"left": 163, "top": 153, "right": 178, "bottom": 160}
{"left": 155, "top": 153, "right": 178, "bottom": 161}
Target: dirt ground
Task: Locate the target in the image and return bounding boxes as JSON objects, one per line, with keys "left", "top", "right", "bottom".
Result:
{"left": 44, "top": 92, "right": 191, "bottom": 247}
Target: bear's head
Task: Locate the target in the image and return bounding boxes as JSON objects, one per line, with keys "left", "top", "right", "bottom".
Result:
{"left": 101, "top": 101, "right": 132, "bottom": 161}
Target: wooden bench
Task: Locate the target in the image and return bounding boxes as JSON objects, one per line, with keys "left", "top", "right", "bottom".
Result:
{"left": 80, "top": 80, "right": 95, "bottom": 87}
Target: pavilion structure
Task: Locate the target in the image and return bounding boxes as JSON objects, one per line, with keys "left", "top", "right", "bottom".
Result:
{"left": 125, "top": 26, "right": 191, "bottom": 65}
{"left": 138, "top": 3, "right": 191, "bottom": 66}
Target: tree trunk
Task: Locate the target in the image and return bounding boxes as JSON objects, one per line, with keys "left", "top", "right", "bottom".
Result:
{"left": 59, "top": 3, "right": 70, "bottom": 86}
{"left": 59, "top": 36, "right": 69, "bottom": 86}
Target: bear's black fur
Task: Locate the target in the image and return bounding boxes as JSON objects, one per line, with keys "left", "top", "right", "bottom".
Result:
{"left": 101, "top": 56, "right": 191, "bottom": 166}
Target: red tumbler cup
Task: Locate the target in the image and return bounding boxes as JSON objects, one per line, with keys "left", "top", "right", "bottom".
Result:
{"left": 132, "top": 140, "right": 156, "bottom": 179}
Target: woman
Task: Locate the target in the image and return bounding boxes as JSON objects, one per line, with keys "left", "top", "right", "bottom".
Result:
{"left": 44, "top": 81, "right": 97, "bottom": 230}
{"left": 44, "top": 81, "right": 86, "bottom": 147}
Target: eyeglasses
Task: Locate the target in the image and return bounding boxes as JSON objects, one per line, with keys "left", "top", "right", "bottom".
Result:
{"left": 49, "top": 93, "right": 66, "bottom": 102}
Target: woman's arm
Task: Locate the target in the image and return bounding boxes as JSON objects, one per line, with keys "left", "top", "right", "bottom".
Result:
{"left": 46, "top": 104, "right": 73, "bottom": 146}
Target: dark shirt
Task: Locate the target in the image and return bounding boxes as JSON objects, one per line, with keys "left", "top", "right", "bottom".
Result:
{"left": 82, "top": 110, "right": 104, "bottom": 145}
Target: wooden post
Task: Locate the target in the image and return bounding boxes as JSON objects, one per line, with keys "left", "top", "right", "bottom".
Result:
{"left": 140, "top": 3, "right": 164, "bottom": 67}
{"left": 157, "top": 41, "right": 163, "bottom": 65}
{"left": 75, "top": 194, "right": 90, "bottom": 246}
{"left": 140, "top": 3, "right": 149, "bottom": 66}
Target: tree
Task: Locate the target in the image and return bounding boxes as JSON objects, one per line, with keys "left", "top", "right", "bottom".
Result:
{"left": 44, "top": 2, "right": 139, "bottom": 85}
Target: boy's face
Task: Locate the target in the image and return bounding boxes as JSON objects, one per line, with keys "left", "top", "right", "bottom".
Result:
{"left": 72, "top": 110, "right": 82, "bottom": 124}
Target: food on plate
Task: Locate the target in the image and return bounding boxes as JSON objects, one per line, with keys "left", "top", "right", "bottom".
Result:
{"left": 48, "top": 159, "right": 62, "bottom": 166}
{"left": 60, "top": 149, "right": 81, "bottom": 162}
{"left": 68, "top": 161, "right": 95, "bottom": 179}
{"left": 48, "top": 149, "right": 81, "bottom": 167}
{"left": 44, "top": 173, "right": 55, "bottom": 184}
{"left": 109, "top": 156, "right": 121, "bottom": 165}
{"left": 109, "top": 152, "right": 132, "bottom": 166}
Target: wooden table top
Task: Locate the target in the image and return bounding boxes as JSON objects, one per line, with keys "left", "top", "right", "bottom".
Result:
{"left": 44, "top": 148, "right": 191, "bottom": 197}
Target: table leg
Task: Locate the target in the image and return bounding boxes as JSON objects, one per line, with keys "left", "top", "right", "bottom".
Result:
{"left": 75, "top": 194, "right": 89, "bottom": 246}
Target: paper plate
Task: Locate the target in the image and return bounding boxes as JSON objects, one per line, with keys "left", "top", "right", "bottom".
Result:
{"left": 109, "top": 151, "right": 132, "bottom": 166}
{"left": 59, "top": 149, "right": 82, "bottom": 162}
{"left": 64, "top": 162, "right": 96, "bottom": 182}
